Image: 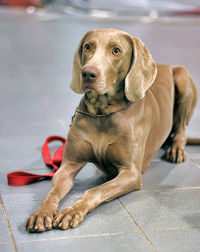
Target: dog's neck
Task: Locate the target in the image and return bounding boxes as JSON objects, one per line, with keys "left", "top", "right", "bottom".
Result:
{"left": 81, "top": 88, "right": 129, "bottom": 116}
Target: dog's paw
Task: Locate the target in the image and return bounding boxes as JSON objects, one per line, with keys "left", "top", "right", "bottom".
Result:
{"left": 166, "top": 145, "right": 187, "bottom": 163}
{"left": 25, "top": 208, "right": 57, "bottom": 232}
{"left": 53, "top": 202, "right": 88, "bottom": 230}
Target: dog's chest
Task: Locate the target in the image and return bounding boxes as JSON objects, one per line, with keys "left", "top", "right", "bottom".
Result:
{"left": 82, "top": 117, "right": 131, "bottom": 170}
{"left": 91, "top": 132, "right": 120, "bottom": 175}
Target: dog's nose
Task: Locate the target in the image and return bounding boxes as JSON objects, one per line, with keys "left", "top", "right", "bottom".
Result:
{"left": 82, "top": 67, "right": 99, "bottom": 82}
{"left": 82, "top": 71, "right": 97, "bottom": 80}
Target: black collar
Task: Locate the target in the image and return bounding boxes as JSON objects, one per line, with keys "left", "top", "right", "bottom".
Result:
{"left": 70, "top": 106, "right": 127, "bottom": 126}
{"left": 75, "top": 107, "right": 126, "bottom": 118}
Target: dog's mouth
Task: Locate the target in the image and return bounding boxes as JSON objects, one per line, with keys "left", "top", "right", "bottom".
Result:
{"left": 82, "top": 81, "right": 106, "bottom": 95}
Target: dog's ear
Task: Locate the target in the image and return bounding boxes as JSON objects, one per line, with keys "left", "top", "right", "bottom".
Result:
{"left": 125, "top": 37, "right": 157, "bottom": 102}
{"left": 70, "top": 31, "right": 93, "bottom": 94}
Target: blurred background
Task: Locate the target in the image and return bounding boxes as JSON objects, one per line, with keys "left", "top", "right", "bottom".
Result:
{"left": 0, "top": 0, "right": 200, "bottom": 17}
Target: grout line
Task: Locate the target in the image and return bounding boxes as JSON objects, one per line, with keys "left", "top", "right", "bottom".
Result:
{"left": 91, "top": 163, "right": 200, "bottom": 194}
{"left": 17, "top": 231, "right": 137, "bottom": 244}
{"left": 132, "top": 186, "right": 200, "bottom": 194}
{"left": 118, "top": 199, "right": 157, "bottom": 252}
{"left": 34, "top": 86, "right": 68, "bottom": 130}
{"left": 0, "top": 241, "right": 13, "bottom": 246}
{"left": 145, "top": 225, "right": 200, "bottom": 232}
{"left": 0, "top": 195, "right": 18, "bottom": 252}
{"left": 4, "top": 195, "right": 81, "bottom": 204}
{"left": 22, "top": 69, "right": 68, "bottom": 131}
{"left": 189, "top": 157, "right": 200, "bottom": 169}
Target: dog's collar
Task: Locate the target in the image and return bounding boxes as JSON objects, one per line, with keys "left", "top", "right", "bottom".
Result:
{"left": 71, "top": 106, "right": 126, "bottom": 125}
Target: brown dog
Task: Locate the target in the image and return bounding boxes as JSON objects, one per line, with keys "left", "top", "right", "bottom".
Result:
{"left": 25, "top": 29, "right": 198, "bottom": 232}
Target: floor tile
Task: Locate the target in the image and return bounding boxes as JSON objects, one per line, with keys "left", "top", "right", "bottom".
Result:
{"left": 0, "top": 137, "right": 50, "bottom": 172}
{"left": 17, "top": 233, "right": 153, "bottom": 252}
{"left": 146, "top": 229, "right": 200, "bottom": 252}
{"left": 4, "top": 197, "right": 138, "bottom": 242}
{"left": 119, "top": 189, "right": 200, "bottom": 231}
{"left": 0, "top": 78, "right": 66, "bottom": 138}
{"left": 0, "top": 243, "right": 15, "bottom": 252}
{"left": 186, "top": 146, "right": 200, "bottom": 159}
{"left": 142, "top": 159, "right": 200, "bottom": 191}
{"left": 0, "top": 204, "right": 12, "bottom": 243}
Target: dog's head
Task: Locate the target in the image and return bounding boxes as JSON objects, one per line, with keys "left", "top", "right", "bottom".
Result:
{"left": 70, "top": 29, "right": 157, "bottom": 102}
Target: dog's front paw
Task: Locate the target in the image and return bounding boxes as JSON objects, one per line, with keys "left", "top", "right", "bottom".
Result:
{"left": 166, "top": 145, "right": 187, "bottom": 163}
{"left": 25, "top": 208, "right": 57, "bottom": 233}
{"left": 53, "top": 202, "right": 88, "bottom": 230}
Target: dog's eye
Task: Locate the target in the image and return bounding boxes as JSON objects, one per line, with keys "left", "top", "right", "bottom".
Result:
{"left": 112, "top": 47, "right": 121, "bottom": 55}
{"left": 84, "top": 44, "right": 91, "bottom": 52}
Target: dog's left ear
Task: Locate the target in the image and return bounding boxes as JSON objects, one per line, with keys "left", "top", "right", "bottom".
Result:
{"left": 125, "top": 37, "right": 157, "bottom": 102}
{"left": 70, "top": 31, "right": 93, "bottom": 94}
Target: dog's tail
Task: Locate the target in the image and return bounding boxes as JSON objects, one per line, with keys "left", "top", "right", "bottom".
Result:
{"left": 187, "top": 137, "right": 200, "bottom": 145}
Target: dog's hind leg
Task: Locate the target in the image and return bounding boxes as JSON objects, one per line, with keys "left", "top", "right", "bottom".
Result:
{"left": 166, "top": 66, "right": 198, "bottom": 163}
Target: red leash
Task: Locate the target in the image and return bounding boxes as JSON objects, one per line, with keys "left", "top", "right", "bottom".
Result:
{"left": 7, "top": 136, "right": 66, "bottom": 186}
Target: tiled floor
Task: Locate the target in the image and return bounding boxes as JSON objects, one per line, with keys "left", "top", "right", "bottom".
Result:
{"left": 0, "top": 7, "right": 200, "bottom": 252}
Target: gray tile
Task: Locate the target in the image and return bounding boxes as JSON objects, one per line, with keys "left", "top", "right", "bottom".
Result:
{"left": 146, "top": 229, "right": 200, "bottom": 252}
{"left": 70, "top": 163, "right": 104, "bottom": 196}
{"left": 0, "top": 205, "right": 12, "bottom": 243}
{"left": 0, "top": 77, "right": 66, "bottom": 138}
{"left": 5, "top": 198, "right": 138, "bottom": 242}
{"left": 17, "top": 233, "right": 152, "bottom": 252}
{"left": 0, "top": 243, "right": 14, "bottom": 252}
{"left": 21, "top": 68, "right": 78, "bottom": 126}
{"left": 0, "top": 137, "right": 49, "bottom": 172}
{"left": 120, "top": 189, "right": 200, "bottom": 231}
{"left": 1, "top": 163, "right": 103, "bottom": 202}
{"left": 142, "top": 159, "right": 200, "bottom": 191}
{"left": 186, "top": 146, "right": 200, "bottom": 159}
{"left": 0, "top": 115, "right": 66, "bottom": 138}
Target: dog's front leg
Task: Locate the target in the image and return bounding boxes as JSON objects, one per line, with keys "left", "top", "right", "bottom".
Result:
{"left": 53, "top": 167, "right": 142, "bottom": 230}
{"left": 25, "top": 161, "right": 85, "bottom": 232}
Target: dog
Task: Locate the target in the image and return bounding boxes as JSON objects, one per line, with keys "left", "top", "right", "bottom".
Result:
{"left": 25, "top": 28, "right": 198, "bottom": 232}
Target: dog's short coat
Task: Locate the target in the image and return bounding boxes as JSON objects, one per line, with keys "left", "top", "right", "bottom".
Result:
{"left": 26, "top": 29, "right": 198, "bottom": 232}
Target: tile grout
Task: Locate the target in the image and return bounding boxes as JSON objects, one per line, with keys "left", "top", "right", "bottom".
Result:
{"left": 0, "top": 194, "right": 18, "bottom": 252}
{"left": 22, "top": 68, "right": 68, "bottom": 131}
{"left": 4, "top": 195, "right": 81, "bottom": 204}
{"left": 33, "top": 85, "right": 68, "bottom": 130}
{"left": 16, "top": 231, "right": 138, "bottom": 244}
{"left": 118, "top": 199, "right": 157, "bottom": 252}
{"left": 144, "top": 225, "right": 200, "bottom": 232}
{"left": 189, "top": 157, "right": 200, "bottom": 169}
{"left": 134, "top": 186, "right": 200, "bottom": 194}
{"left": 3, "top": 186, "right": 200, "bottom": 204}
{"left": 0, "top": 241, "right": 13, "bottom": 246}
{"left": 13, "top": 225, "right": 200, "bottom": 245}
